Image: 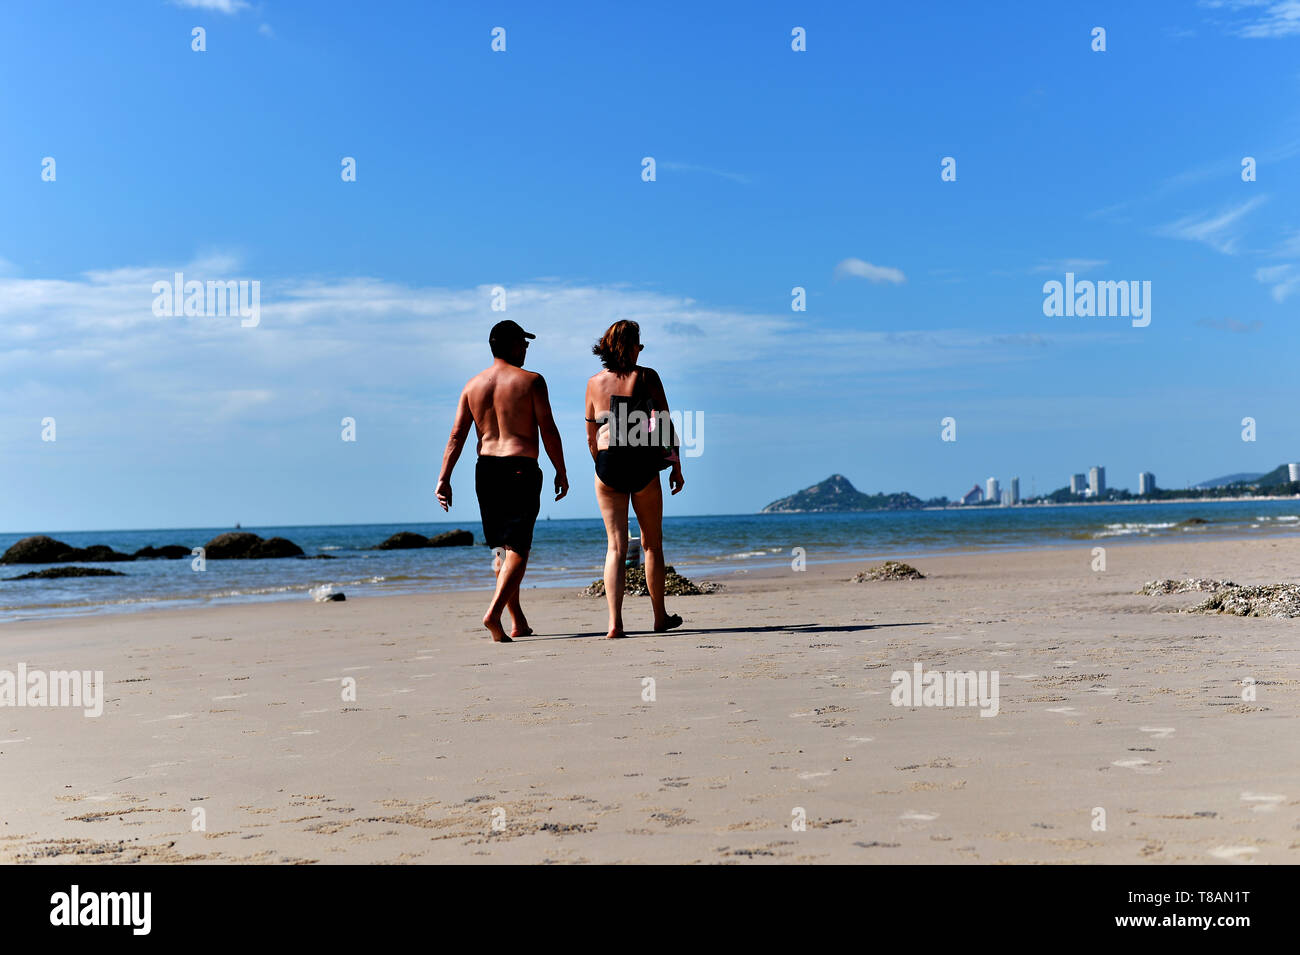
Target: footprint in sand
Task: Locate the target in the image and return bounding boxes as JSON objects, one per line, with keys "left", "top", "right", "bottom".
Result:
{"left": 1240, "top": 792, "right": 1285, "bottom": 813}
{"left": 1139, "top": 726, "right": 1176, "bottom": 740}
{"left": 1208, "top": 846, "right": 1258, "bottom": 863}
{"left": 1112, "top": 758, "right": 1162, "bottom": 775}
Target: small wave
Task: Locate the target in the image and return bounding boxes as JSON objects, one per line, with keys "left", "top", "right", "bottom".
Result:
{"left": 1093, "top": 522, "right": 1176, "bottom": 538}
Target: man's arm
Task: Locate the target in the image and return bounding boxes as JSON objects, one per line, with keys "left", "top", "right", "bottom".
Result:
{"left": 532, "top": 374, "right": 569, "bottom": 501}
{"left": 435, "top": 389, "right": 473, "bottom": 511}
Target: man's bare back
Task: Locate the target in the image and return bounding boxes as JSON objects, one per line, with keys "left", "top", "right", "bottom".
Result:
{"left": 463, "top": 363, "right": 543, "bottom": 458}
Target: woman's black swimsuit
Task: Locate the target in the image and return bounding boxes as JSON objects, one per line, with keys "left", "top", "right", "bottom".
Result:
{"left": 595, "top": 447, "right": 658, "bottom": 494}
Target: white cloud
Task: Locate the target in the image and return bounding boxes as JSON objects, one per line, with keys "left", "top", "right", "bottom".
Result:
{"left": 833, "top": 258, "right": 906, "bottom": 284}
{"left": 1155, "top": 196, "right": 1267, "bottom": 253}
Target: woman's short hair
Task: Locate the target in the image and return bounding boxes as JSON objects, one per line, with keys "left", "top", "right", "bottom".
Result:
{"left": 592, "top": 320, "right": 640, "bottom": 373}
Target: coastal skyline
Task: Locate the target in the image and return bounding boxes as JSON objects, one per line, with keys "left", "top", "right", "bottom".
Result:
{"left": 5, "top": 1, "right": 1300, "bottom": 531}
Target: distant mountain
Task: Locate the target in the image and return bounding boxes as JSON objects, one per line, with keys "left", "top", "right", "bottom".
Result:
{"left": 1191, "top": 471, "right": 1264, "bottom": 489}
{"left": 761, "top": 474, "right": 925, "bottom": 513}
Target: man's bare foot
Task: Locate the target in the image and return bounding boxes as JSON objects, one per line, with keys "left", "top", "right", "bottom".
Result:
{"left": 511, "top": 625, "right": 533, "bottom": 638}
{"left": 483, "top": 614, "right": 513, "bottom": 643}
{"left": 653, "top": 613, "right": 683, "bottom": 633}
{"left": 606, "top": 628, "right": 627, "bottom": 639}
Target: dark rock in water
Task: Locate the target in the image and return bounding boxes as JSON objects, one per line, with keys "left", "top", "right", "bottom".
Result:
{"left": 249, "top": 536, "right": 305, "bottom": 559}
{"left": 428, "top": 529, "right": 473, "bottom": 547}
{"left": 325, "top": 592, "right": 346, "bottom": 601}
{"left": 133, "top": 545, "right": 191, "bottom": 559}
{"left": 203, "top": 532, "right": 303, "bottom": 559}
{"left": 67, "top": 544, "right": 134, "bottom": 562}
{"left": 376, "top": 531, "right": 433, "bottom": 550}
{"left": 1, "top": 535, "right": 72, "bottom": 564}
{"left": 1, "top": 536, "right": 134, "bottom": 564}
{"left": 299, "top": 554, "right": 338, "bottom": 559}
{"left": 852, "top": 561, "right": 925, "bottom": 582}
{"left": 5, "top": 566, "right": 127, "bottom": 580}
{"left": 583, "top": 565, "right": 718, "bottom": 597}
{"left": 376, "top": 529, "right": 474, "bottom": 549}
{"left": 203, "top": 532, "right": 263, "bottom": 559}
{"left": 1178, "top": 517, "right": 1210, "bottom": 526}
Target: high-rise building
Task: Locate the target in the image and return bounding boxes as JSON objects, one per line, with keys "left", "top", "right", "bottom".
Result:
{"left": 1138, "top": 471, "right": 1156, "bottom": 495}
{"left": 1070, "top": 473, "right": 1086, "bottom": 495}
{"left": 1010, "top": 477, "right": 1020, "bottom": 504}
{"left": 1089, "top": 466, "right": 1106, "bottom": 497}
{"left": 1289, "top": 463, "right": 1300, "bottom": 483}
{"left": 986, "top": 477, "right": 999, "bottom": 503}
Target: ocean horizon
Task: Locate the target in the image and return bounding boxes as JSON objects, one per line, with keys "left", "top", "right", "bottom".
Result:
{"left": 4, "top": 497, "right": 1299, "bottom": 623}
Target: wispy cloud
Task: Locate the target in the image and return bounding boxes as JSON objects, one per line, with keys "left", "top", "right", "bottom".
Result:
{"left": 1156, "top": 196, "right": 1267, "bottom": 253}
{"left": 1254, "top": 263, "right": 1300, "bottom": 301}
{"left": 834, "top": 258, "right": 906, "bottom": 284}
{"left": 1200, "top": 0, "right": 1300, "bottom": 38}
{"left": 659, "top": 161, "right": 754, "bottom": 185}
{"left": 169, "top": 0, "right": 251, "bottom": 12}
{"left": 1030, "top": 258, "right": 1108, "bottom": 274}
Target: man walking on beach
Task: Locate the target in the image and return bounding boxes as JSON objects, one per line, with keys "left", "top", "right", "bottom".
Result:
{"left": 436, "top": 320, "right": 568, "bottom": 642}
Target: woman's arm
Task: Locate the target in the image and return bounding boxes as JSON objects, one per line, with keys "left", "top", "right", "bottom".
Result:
{"left": 646, "top": 367, "right": 685, "bottom": 495}
{"left": 584, "top": 379, "right": 601, "bottom": 462}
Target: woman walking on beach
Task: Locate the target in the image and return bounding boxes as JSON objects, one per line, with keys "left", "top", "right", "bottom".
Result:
{"left": 585, "top": 320, "right": 685, "bottom": 639}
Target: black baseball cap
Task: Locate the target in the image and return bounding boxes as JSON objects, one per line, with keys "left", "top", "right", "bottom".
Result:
{"left": 489, "top": 319, "right": 535, "bottom": 345}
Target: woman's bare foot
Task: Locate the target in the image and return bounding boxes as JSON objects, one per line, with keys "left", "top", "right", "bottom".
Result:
{"left": 511, "top": 625, "right": 534, "bottom": 638}
{"left": 483, "top": 614, "right": 513, "bottom": 643}
{"left": 606, "top": 627, "right": 627, "bottom": 639}
{"left": 653, "top": 613, "right": 683, "bottom": 633}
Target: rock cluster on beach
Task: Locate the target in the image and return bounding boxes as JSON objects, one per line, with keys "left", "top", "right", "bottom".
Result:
{"left": 376, "top": 530, "right": 474, "bottom": 549}
{"left": 852, "top": 560, "right": 925, "bottom": 582}
{"left": 583, "top": 565, "right": 718, "bottom": 597}
{"left": 1189, "top": 583, "right": 1300, "bottom": 618}
{"left": 1137, "top": 578, "right": 1234, "bottom": 595}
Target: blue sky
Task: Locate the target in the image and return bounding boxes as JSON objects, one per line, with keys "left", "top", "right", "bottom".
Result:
{"left": 3, "top": 0, "right": 1300, "bottom": 531}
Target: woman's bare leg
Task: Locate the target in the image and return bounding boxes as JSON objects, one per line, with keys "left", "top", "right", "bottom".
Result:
{"left": 595, "top": 474, "right": 629, "bottom": 638}
{"left": 631, "top": 475, "right": 678, "bottom": 631}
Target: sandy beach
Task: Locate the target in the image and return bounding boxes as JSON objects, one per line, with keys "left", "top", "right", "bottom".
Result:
{"left": 1, "top": 535, "right": 1296, "bottom": 865}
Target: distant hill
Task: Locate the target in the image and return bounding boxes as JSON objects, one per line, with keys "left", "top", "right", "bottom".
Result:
{"left": 1193, "top": 465, "right": 1296, "bottom": 489}
{"left": 761, "top": 474, "right": 925, "bottom": 513}
{"left": 1192, "top": 471, "right": 1264, "bottom": 489}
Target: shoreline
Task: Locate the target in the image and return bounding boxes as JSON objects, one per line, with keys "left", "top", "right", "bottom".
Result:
{"left": 6, "top": 524, "right": 1300, "bottom": 626}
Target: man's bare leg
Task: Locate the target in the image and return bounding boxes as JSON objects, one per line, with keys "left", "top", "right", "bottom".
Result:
{"left": 484, "top": 546, "right": 528, "bottom": 642}
{"left": 493, "top": 550, "right": 533, "bottom": 637}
